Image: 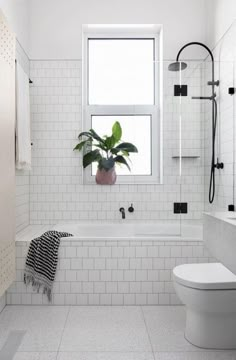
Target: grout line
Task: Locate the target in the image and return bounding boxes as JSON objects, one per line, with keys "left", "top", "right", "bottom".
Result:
{"left": 140, "top": 306, "right": 155, "bottom": 358}
{"left": 56, "top": 305, "right": 71, "bottom": 359}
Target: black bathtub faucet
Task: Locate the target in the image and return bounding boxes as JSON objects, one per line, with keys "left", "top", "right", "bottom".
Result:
{"left": 119, "top": 207, "right": 125, "bottom": 219}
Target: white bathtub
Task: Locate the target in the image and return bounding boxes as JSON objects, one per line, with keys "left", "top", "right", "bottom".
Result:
{"left": 53, "top": 223, "right": 203, "bottom": 241}
{"left": 13, "top": 222, "right": 207, "bottom": 306}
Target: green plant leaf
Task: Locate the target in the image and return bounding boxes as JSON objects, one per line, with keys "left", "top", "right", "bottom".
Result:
{"left": 73, "top": 139, "right": 91, "bottom": 151}
{"left": 112, "top": 121, "right": 122, "bottom": 142}
{"left": 110, "top": 148, "right": 130, "bottom": 156}
{"left": 110, "top": 148, "right": 120, "bottom": 155}
{"left": 114, "top": 155, "right": 131, "bottom": 171}
{"left": 78, "top": 131, "right": 93, "bottom": 139}
{"left": 98, "top": 157, "right": 115, "bottom": 171}
{"left": 83, "top": 149, "right": 102, "bottom": 168}
{"left": 104, "top": 135, "right": 117, "bottom": 150}
{"left": 93, "top": 143, "right": 107, "bottom": 151}
{"left": 121, "top": 150, "right": 129, "bottom": 157}
{"left": 115, "top": 142, "right": 138, "bottom": 153}
{"left": 89, "top": 129, "right": 106, "bottom": 144}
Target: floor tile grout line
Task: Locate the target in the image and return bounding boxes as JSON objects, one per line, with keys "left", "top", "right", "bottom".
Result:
{"left": 140, "top": 306, "right": 155, "bottom": 358}
{"left": 56, "top": 305, "right": 71, "bottom": 360}
{"left": 3, "top": 305, "right": 236, "bottom": 358}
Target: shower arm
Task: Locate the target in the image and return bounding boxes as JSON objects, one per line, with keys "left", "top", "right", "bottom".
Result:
{"left": 176, "top": 42, "right": 214, "bottom": 62}
{"left": 176, "top": 41, "right": 218, "bottom": 89}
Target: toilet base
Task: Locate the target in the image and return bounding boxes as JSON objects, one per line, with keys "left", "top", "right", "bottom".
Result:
{"left": 174, "top": 280, "right": 236, "bottom": 349}
{"left": 185, "top": 308, "right": 236, "bottom": 349}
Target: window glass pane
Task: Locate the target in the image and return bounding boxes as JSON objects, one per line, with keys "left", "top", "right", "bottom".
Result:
{"left": 88, "top": 39, "right": 154, "bottom": 105}
{"left": 91, "top": 115, "right": 151, "bottom": 175}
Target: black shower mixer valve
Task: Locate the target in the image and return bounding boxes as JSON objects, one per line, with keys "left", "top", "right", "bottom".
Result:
{"left": 214, "top": 159, "right": 224, "bottom": 170}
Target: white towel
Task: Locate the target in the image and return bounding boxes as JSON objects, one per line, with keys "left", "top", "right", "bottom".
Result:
{"left": 16, "top": 62, "right": 31, "bottom": 170}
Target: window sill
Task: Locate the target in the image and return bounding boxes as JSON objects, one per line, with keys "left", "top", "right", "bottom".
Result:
{"left": 83, "top": 174, "right": 161, "bottom": 185}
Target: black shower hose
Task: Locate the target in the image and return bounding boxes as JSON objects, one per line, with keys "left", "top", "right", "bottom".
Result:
{"left": 209, "top": 99, "right": 217, "bottom": 203}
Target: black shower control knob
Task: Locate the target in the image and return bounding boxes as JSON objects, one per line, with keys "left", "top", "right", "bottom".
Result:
{"left": 128, "top": 204, "right": 134, "bottom": 213}
{"left": 214, "top": 161, "right": 224, "bottom": 169}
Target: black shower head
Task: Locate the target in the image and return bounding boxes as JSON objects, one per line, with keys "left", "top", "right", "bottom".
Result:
{"left": 168, "top": 61, "right": 187, "bottom": 71}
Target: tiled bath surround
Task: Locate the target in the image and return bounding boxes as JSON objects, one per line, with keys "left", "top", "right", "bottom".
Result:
{"left": 28, "top": 60, "right": 204, "bottom": 224}
{"left": 7, "top": 234, "right": 212, "bottom": 305}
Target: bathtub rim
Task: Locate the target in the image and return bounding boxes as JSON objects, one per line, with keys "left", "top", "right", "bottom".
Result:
{"left": 16, "top": 224, "right": 203, "bottom": 243}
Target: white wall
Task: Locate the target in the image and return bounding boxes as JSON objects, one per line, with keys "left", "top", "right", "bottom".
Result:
{"left": 204, "top": 0, "right": 236, "bottom": 212}
{"left": 0, "top": 2, "right": 31, "bottom": 232}
{"left": 29, "top": 0, "right": 208, "bottom": 60}
{"left": 28, "top": 59, "right": 204, "bottom": 224}
{"left": 206, "top": 0, "right": 236, "bottom": 49}
{"left": 0, "top": 0, "right": 30, "bottom": 54}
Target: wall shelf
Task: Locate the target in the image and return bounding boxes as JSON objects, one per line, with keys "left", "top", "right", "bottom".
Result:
{"left": 172, "top": 149, "right": 201, "bottom": 159}
{"left": 172, "top": 155, "right": 200, "bottom": 159}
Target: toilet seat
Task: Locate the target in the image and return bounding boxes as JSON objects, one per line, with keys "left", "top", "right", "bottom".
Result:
{"left": 173, "top": 262, "right": 236, "bottom": 290}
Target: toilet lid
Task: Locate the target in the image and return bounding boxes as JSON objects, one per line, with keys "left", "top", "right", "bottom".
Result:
{"left": 173, "top": 263, "right": 236, "bottom": 290}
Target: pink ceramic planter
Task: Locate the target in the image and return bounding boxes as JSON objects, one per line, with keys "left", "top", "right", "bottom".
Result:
{"left": 95, "top": 167, "right": 117, "bottom": 185}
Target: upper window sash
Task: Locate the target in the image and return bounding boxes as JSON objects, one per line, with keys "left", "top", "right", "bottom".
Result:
{"left": 83, "top": 31, "right": 160, "bottom": 109}
{"left": 87, "top": 38, "right": 156, "bottom": 106}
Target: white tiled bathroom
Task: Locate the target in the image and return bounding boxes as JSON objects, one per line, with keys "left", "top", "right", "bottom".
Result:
{"left": 1, "top": 0, "right": 236, "bottom": 359}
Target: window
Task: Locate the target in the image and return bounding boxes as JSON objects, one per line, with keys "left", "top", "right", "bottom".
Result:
{"left": 88, "top": 39, "right": 154, "bottom": 105}
{"left": 91, "top": 115, "right": 151, "bottom": 175}
{"left": 83, "top": 25, "right": 162, "bottom": 184}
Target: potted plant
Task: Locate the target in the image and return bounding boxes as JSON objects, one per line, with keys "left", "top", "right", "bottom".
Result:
{"left": 73, "top": 121, "right": 138, "bottom": 185}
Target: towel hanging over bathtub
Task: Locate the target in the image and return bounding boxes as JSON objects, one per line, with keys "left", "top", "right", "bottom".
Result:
{"left": 15, "top": 62, "right": 31, "bottom": 170}
{"left": 24, "top": 231, "right": 73, "bottom": 301}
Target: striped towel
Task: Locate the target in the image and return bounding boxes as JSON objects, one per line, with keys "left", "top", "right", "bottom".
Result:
{"left": 24, "top": 231, "right": 72, "bottom": 301}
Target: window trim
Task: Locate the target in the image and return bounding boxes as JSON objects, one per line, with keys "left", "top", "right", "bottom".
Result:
{"left": 82, "top": 26, "right": 163, "bottom": 185}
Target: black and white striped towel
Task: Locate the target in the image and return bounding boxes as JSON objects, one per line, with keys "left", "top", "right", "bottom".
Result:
{"left": 24, "top": 231, "right": 72, "bottom": 301}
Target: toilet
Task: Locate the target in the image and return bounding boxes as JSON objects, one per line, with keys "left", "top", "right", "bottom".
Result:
{"left": 173, "top": 262, "right": 236, "bottom": 349}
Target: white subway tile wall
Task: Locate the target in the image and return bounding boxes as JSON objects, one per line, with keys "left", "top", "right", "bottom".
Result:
{"left": 15, "top": 25, "right": 236, "bottom": 235}
{"left": 16, "top": 171, "right": 30, "bottom": 232}
{"left": 204, "top": 23, "right": 236, "bottom": 212}
{"left": 7, "top": 239, "right": 212, "bottom": 306}
{"left": 28, "top": 60, "right": 204, "bottom": 224}
{"left": 204, "top": 61, "right": 234, "bottom": 212}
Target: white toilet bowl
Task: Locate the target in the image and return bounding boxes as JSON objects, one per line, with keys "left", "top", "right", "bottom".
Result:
{"left": 173, "top": 262, "right": 236, "bottom": 349}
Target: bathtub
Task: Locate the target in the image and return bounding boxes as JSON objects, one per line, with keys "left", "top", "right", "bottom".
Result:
{"left": 11, "top": 222, "right": 208, "bottom": 306}
{"left": 53, "top": 223, "right": 203, "bottom": 241}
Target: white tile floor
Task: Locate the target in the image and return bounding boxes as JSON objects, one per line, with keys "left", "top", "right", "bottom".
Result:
{"left": 0, "top": 306, "right": 235, "bottom": 360}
